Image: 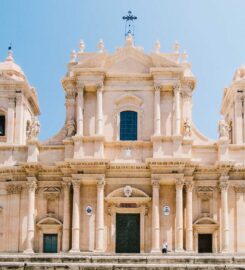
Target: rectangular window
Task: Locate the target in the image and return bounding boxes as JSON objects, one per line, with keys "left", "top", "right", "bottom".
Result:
{"left": 0, "top": 115, "right": 5, "bottom": 136}
{"left": 120, "top": 111, "right": 137, "bottom": 141}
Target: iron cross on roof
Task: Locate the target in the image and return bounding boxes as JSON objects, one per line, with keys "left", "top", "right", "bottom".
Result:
{"left": 122, "top": 11, "right": 137, "bottom": 38}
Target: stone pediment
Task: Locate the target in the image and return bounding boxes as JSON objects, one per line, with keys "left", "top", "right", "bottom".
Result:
{"left": 105, "top": 185, "right": 151, "bottom": 205}
{"left": 37, "top": 216, "right": 62, "bottom": 227}
{"left": 105, "top": 48, "right": 153, "bottom": 74}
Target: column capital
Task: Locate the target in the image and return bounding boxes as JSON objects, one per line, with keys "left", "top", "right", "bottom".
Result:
{"left": 97, "top": 177, "right": 105, "bottom": 188}
{"left": 175, "top": 178, "right": 184, "bottom": 190}
{"left": 185, "top": 181, "right": 194, "bottom": 192}
{"left": 26, "top": 178, "right": 37, "bottom": 191}
{"left": 219, "top": 180, "right": 229, "bottom": 191}
{"left": 71, "top": 180, "right": 80, "bottom": 189}
{"left": 76, "top": 82, "right": 85, "bottom": 90}
{"left": 62, "top": 181, "right": 71, "bottom": 191}
{"left": 151, "top": 179, "right": 160, "bottom": 188}
{"left": 154, "top": 83, "right": 161, "bottom": 91}
{"left": 8, "top": 97, "right": 15, "bottom": 106}
{"left": 96, "top": 82, "right": 104, "bottom": 91}
{"left": 173, "top": 82, "right": 181, "bottom": 93}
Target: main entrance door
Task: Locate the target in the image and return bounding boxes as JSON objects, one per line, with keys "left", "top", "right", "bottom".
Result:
{"left": 198, "top": 234, "right": 212, "bottom": 253}
{"left": 43, "top": 234, "right": 58, "bottom": 253}
{"left": 116, "top": 213, "right": 140, "bottom": 253}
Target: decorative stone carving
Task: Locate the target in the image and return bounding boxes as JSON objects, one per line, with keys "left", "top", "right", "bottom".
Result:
{"left": 183, "top": 118, "right": 192, "bottom": 137}
{"left": 123, "top": 185, "right": 133, "bottom": 197}
{"left": 196, "top": 186, "right": 215, "bottom": 199}
{"left": 97, "top": 178, "right": 105, "bottom": 188}
{"left": 65, "top": 88, "right": 76, "bottom": 100}
{"left": 219, "top": 180, "right": 229, "bottom": 191}
{"left": 6, "top": 184, "right": 22, "bottom": 195}
{"left": 62, "top": 181, "right": 71, "bottom": 191}
{"left": 152, "top": 179, "right": 160, "bottom": 188}
{"left": 96, "top": 82, "right": 103, "bottom": 91}
{"left": 234, "top": 185, "right": 245, "bottom": 193}
{"left": 26, "top": 180, "right": 37, "bottom": 191}
{"left": 26, "top": 117, "right": 40, "bottom": 141}
{"left": 43, "top": 187, "right": 60, "bottom": 200}
{"left": 175, "top": 178, "right": 184, "bottom": 190}
{"left": 154, "top": 83, "right": 161, "bottom": 91}
{"left": 218, "top": 119, "right": 230, "bottom": 139}
{"left": 185, "top": 181, "right": 194, "bottom": 191}
{"left": 65, "top": 119, "right": 76, "bottom": 137}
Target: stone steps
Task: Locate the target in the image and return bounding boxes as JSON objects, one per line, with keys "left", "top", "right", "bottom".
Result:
{"left": 1, "top": 254, "right": 245, "bottom": 269}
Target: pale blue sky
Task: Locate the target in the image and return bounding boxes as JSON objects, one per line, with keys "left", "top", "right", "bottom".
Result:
{"left": 0, "top": 0, "right": 245, "bottom": 140}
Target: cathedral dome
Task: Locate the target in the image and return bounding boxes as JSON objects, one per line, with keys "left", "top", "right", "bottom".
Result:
{"left": 0, "top": 49, "right": 26, "bottom": 82}
{"left": 233, "top": 65, "right": 245, "bottom": 82}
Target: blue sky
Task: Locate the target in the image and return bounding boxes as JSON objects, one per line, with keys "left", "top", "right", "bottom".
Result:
{"left": 0, "top": 0, "right": 245, "bottom": 140}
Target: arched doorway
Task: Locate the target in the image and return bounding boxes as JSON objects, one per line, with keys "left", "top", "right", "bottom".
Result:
{"left": 106, "top": 185, "right": 151, "bottom": 253}
{"left": 193, "top": 217, "right": 219, "bottom": 253}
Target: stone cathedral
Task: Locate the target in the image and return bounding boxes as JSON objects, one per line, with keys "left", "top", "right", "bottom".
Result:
{"left": 0, "top": 34, "right": 245, "bottom": 255}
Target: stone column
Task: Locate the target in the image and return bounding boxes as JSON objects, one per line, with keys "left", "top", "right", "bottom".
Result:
{"left": 70, "top": 181, "right": 80, "bottom": 253}
{"left": 174, "top": 84, "right": 181, "bottom": 136}
{"left": 175, "top": 178, "right": 184, "bottom": 251}
{"left": 220, "top": 175, "right": 229, "bottom": 253}
{"left": 65, "top": 88, "right": 76, "bottom": 122}
{"left": 24, "top": 177, "right": 37, "bottom": 253}
{"left": 154, "top": 84, "right": 161, "bottom": 136}
{"left": 76, "top": 85, "right": 84, "bottom": 136}
{"left": 15, "top": 92, "right": 24, "bottom": 144}
{"left": 151, "top": 179, "right": 161, "bottom": 253}
{"left": 62, "top": 180, "right": 71, "bottom": 252}
{"left": 185, "top": 181, "right": 194, "bottom": 252}
{"left": 96, "top": 83, "right": 103, "bottom": 135}
{"left": 234, "top": 93, "right": 243, "bottom": 144}
{"left": 95, "top": 177, "right": 105, "bottom": 252}
{"left": 7, "top": 98, "right": 15, "bottom": 144}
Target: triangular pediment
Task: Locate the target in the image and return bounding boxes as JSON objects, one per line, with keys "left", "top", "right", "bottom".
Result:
{"left": 105, "top": 47, "right": 153, "bottom": 74}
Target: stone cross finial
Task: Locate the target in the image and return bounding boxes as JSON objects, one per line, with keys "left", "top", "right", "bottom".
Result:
{"left": 79, "top": 40, "right": 85, "bottom": 53}
{"left": 98, "top": 39, "right": 105, "bottom": 53}
{"left": 154, "top": 40, "right": 161, "bottom": 53}
{"left": 6, "top": 46, "right": 14, "bottom": 62}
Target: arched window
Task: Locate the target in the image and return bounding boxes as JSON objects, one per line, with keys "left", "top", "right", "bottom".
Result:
{"left": 120, "top": 111, "right": 137, "bottom": 141}
{"left": 0, "top": 115, "right": 5, "bottom": 136}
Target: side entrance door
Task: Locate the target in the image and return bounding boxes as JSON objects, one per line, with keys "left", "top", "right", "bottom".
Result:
{"left": 198, "top": 234, "right": 212, "bottom": 253}
{"left": 43, "top": 234, "right": 58, "bottom": 253}
{"left": 116, "top": 213, "right": 140, "bottom": 253}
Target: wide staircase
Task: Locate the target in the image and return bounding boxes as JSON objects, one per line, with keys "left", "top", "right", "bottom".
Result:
{"left": 1, "top": 253, "right": 245, "bottom": 269}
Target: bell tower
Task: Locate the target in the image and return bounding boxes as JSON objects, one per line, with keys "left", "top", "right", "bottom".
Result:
{"left": 221, "top": 66, "right": 245, "bottom": 144}
{"left": 0, "top": 47, "right": 40, "bottom": 145}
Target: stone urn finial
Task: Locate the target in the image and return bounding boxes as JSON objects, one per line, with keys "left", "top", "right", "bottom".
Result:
{"left": 98, "top": 39, "right": 105, "bottom": 53}
{"left": 79, "top": 40, "right": 85, "bottom": 53}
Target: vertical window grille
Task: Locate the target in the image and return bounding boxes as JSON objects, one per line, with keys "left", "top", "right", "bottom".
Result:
{"left": 120, "top": 111, "right": 137, "bottom": 141}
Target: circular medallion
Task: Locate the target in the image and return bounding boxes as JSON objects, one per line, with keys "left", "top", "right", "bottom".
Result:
{"left": 85, "top": 205, "right": 93, "bottom": 215}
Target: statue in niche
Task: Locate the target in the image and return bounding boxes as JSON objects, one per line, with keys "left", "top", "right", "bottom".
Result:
{"left": 66, "top": 119, "right": 76, "bottom": 137}
{"left": 26, "top": 117, "right": 40, "bottom": 140}
{"left": 183, "top": 118, "right": 192, "bottom": 137}
{"left": 218, "top": 119, "right": 230, "bottom": 139}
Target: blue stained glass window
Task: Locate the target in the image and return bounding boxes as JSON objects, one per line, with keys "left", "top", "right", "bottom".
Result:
{"left": 120, "top": 111, "right": 137, "bottom": 141}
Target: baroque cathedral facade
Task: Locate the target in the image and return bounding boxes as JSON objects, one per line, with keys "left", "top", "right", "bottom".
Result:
{"left": 0, "top": 35, "right": 245, "bottom": 254}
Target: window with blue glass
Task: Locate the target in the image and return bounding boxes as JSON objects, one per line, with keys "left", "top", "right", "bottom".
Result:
{"left": 120, "top": 111, "right": 137, "bottom": 141}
